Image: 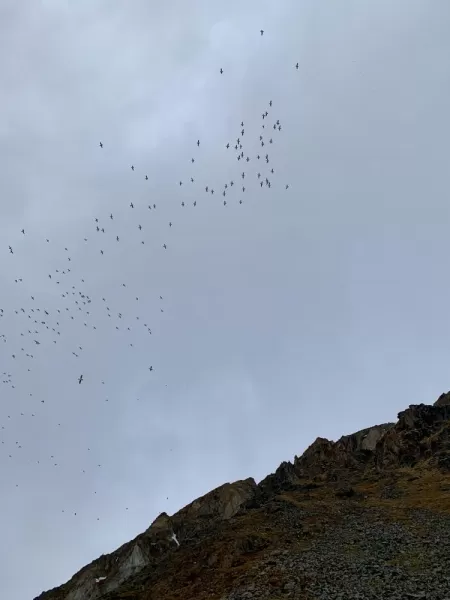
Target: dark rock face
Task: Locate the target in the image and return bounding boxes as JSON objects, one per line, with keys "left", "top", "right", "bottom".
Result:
{"left": 34, "top": 393, "right": 450, "bottom": 600}
{"left": 293, "top": 423, "right": 395, "bottom": 481}
{"left": 374, "top": 403, "right": 450, "bottom": 471}
{"left": 434, "top": 391, "right": 450, "bottom": 407}
{"left": 255, "top": 461, "right": 300, "bottom": 501}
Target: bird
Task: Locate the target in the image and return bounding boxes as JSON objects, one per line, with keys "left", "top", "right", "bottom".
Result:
{"left": 260, "top": 29, "right": 264, "bottom": 35}
{"left": 197, "top": 139, "right": 200, "bottom": 146}
{"left": 8, "top": 246, "right": 13, "bottom": 254}
{"left": 191, "top": 158, "right": 195, "bottom": 163}
{"left": 21, "top": 229, "right": 25, "bottom": 234}
{"left": 269, "top": 100, "right": 272, "bottom": 106}
{"left": 131, "top": 165, "right": 135, "bottom": 171}
{"left": 169, "top": 222, "right": 172, "bottom": 227}
{"left": 99, "top": 142, "right": 103, "bottom": 148}
{"left": 296, "top": 62, "right": 299, "bottom": 69}
{"left": 78, "top": 374, "right": 83, "bottom": 384}
{"left": 220, "top": 68, "right": 223, "bottom": 74}
{"left": 163, "top": 244, "right": 167, "bottom": 250}
{"left": 145, "top": 175, "right": 148, "bottom": 180}
{"left": 130, "top": 202, "right": 134, "bottom": 208}
{"left": 149, "top": 366, "right": 153, "bottom": 371}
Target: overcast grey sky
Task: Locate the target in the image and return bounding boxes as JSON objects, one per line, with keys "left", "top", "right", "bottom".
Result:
{"left": 1, "top": 1, "right": 449, "bottom": 598}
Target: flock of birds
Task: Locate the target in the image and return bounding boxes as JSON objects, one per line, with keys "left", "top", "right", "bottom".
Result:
{"left": 1, "top": 33, "right": 297, "bottom": 520}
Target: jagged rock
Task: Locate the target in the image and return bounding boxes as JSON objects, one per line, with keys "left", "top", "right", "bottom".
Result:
{"left": 34, "top": 393, "right": 450, "bottom": 600}
{"left": 176, "top": 478, "right": 257, "bottom": 522}
{"left": 293, "top": 423, "right": 394, "bottom": 480}
{"left": 375, "top": 403, "right": 450, "bottom": 471}
{"left": 252, "top": 461, "right": 300, "bottom": 506}
{"left": 434, "top": 391, "right": 450, "bottom": 407}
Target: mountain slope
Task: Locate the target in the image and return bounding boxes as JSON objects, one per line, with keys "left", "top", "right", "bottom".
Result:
{"left": 34, "top": 392, "right": 450, "bottom": 600}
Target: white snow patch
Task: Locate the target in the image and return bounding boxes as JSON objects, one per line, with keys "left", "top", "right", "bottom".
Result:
{"left": 171, "top": 532, "right": 180, "bottom": 547}
{"left": 95, "top": 576, "right": 107, "bottom": 583}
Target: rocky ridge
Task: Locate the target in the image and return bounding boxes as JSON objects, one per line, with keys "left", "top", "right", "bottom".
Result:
{"left": 34, "top": 392, "right": 450, "bottom": 600}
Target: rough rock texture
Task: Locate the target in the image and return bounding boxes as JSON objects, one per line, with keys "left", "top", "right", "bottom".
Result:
{"left": 34, "top": 392, "right": 450, "bottom": 600}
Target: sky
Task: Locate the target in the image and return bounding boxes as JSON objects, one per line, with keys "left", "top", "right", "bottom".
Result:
{"left": 0, "top": 0, "right": 449, "bottom": 598}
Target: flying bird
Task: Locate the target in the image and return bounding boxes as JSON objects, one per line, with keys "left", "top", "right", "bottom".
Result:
{"left": 78, "top": 374, "right": 83, "bottom": 384}
{"left": 260, "top": 29, "right": 264, "bottom": 35}
{"left": 99, "top": 142, "right": 103, "bottom": 148}
{"left": 131, "top": 165, "right": 134, "bottom": 171}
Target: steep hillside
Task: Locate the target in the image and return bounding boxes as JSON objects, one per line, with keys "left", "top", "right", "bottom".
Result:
{"left": 34, "top": 392, "right": 450, "bottom": 600}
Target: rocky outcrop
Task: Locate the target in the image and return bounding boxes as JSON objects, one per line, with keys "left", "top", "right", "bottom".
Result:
{"left": 293, "top": 423, "right": 394, "bottom": 481}
{"left": 35, "top": 393, "right": 450, "bottom": 600}
{"left": 434, "top": 390, "right": 450, "bottom": 407}
{"left": 374, "top": 403, "right": 450, "bottom": 471}
{"left": 35, "top": 480, "right": 256, "bottom": 600}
